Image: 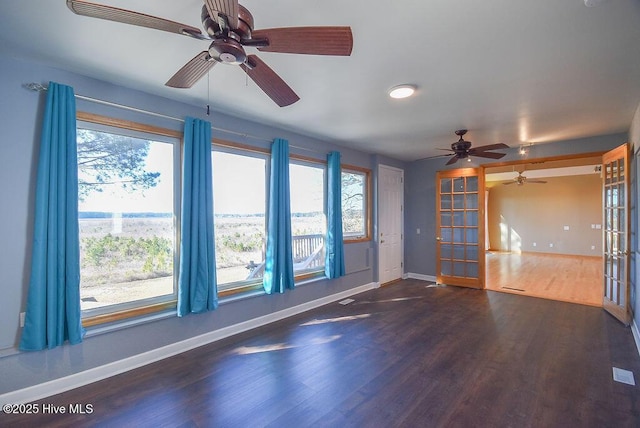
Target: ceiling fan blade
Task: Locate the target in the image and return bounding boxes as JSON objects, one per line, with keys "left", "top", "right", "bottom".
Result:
{"left": 502, "top": 181, "right": 518, "bottom": 185}
{"left": 468, "top": 150, "right": 507, "bottom": 160}
{"left": 527, "top": 180, "right": 548, "bottom": 184}
{"left": 446, "top": 156, "right": 461, "bottom": 166}
{"left": 166, "top": 52, "right": 216, "bottom": 88}
{"left": 203, "top": 0, "right": 239, "bottom": 29}
{"left": 240, "top": 55, "right": 300, "bottom": 107}
{"left": 66, "top": 0, "right": 207, "bottom": 39}
{"left": 472, "top": 143, "right": 510, "bottom": 151}
{"left": 252, "top": 27, "right": 353, "bottom": 56}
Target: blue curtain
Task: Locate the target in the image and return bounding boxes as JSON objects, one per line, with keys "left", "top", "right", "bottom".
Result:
{"left": 20, "top": 82, "right": 84, "bottom": 351}
{"left": 325, "top": 151, "right": 346, "bottom": 278}
{"left": 177, "top": 117, "right": 217, "bottom": 316}
{"left": 263, "top": 138, "right": 295, "bottom": 294}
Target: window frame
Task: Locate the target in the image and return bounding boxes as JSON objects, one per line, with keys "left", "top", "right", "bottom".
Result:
{"left": 342, "top": 164, "right": 372, "bottom": 243}
{"left": 76, "top": 112, "right": 182, "bottom": 327}
{"left": 73, "top": 114, "right": 373, "bottom": 323}
{"left": 211, "top": 144, "right": 270, "bottom": 295}
{"left": 289, "top": 157, "right": 328, "bottom": 278}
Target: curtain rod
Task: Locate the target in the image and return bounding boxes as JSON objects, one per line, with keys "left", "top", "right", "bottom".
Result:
{"left": 22, "top": 82, "right": 299, "bottom": 147}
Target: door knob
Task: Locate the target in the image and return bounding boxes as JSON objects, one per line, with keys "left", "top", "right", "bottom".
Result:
{"left": 436, "top": 237, "right": 441, "bottom": 241}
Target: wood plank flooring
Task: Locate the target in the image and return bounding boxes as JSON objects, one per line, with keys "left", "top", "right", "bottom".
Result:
{"left": 3, "top": 280, "right": 639, "bottom": 427}
{"left": 485, "top": 252, "right": 602, "bottom": 306}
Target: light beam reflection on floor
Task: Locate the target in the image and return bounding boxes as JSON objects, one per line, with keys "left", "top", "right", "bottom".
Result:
{"left": 300, "top": 313, "right": 371, "bottom": 326}
{"left": 232, "top": 335, "right": 342, "bottom": 355}
{"left": 354, "top": 296, "right": 424, "bottom": 304}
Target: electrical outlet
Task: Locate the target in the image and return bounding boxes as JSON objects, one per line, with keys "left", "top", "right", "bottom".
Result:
{"left": 549, "top": 243, "right": 554, "bottom": 248}
{"left": 591, "top": 245, "right": 596, "bottom": 250}
{"left": 532, "top": 242, "right": 537, "bottom": 247}
{"left": 20, "top": 312, "right": 25, "bottom": 327}
{"left": 563, "top": 225, "right": 570, "bottom": 231}
{"left": 416, "top": 228, "right": 420, "bottom": 234}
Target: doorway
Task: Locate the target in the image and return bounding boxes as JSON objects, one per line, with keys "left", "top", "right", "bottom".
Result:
{"left": 483, "top": 153, "right": 604, "bottom": 306}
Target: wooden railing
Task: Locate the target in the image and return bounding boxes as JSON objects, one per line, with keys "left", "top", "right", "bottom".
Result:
{"left": 292, "top": 234, "right": 325, "bottom": 267}
{"left": 246, "top": 233, "right": 325, "bottom": 279}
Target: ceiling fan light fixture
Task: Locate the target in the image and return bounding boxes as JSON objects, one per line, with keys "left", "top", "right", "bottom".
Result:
{"left": 388, "top": 84, "right": 416, "bottom": 99}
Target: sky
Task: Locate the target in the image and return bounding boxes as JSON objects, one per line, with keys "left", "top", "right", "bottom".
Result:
{"left": 78, "top": 136, "right": 325, "bottom": 215}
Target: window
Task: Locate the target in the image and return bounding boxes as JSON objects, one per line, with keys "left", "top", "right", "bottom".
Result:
{"left": 342, "top": 168, "right": 370, "bottom": 240}
{"left": 289, "top": 161, "right": 326, "bottom": 275}
{"left": 77, "top": 123, "right": 178, "bottom": 319}
{"left": 212, "top": 149, "right": 268, "bottom": 291}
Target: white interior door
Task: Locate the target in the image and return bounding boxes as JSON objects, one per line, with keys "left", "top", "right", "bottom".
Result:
{"left": 378, "top": 165, "right": 404, "bottom": 285}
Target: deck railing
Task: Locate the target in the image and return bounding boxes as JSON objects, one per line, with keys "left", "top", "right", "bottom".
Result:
{"left": 246, "top": 233, "right": 325, "bottom": 279}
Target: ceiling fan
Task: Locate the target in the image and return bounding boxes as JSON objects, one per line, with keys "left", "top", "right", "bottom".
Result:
{"left": 66, "top": 0, "right": 353, "bottom": 107}
{"left": 427, "top": 130, "right": 509, "bottom": 165}
{"left": 503, "top": 171, "right": 547, "bottom": 186}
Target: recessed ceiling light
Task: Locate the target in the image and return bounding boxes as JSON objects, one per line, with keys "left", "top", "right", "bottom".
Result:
{"left": 388, "top": 84, "right": 416, "bottom": 99}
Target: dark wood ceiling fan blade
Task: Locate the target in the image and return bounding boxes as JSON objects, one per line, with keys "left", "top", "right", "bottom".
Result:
{"left": 527, "top": 180, "right": 548, "bottom": 184}
{"left": 166, "top": 52, "right": 216, "bottom": 88}
{"left": 240, "top": 55, "right": 300, "bottom": 107}
{"left": 472, "top": 143, "right": 510, "bottom": 151}
{"left": 446, "top": 156, "right": 461, "bottom": 166}
{"left": 252, "top": 27, "right": 353, "bottom": 56}
{"left": 502, "top": 181, "right": 518, "bottom": 185}
{"left": 66, "top": 0, "right": 207, "bottom": 39}
{"left": 468, "top": 150, "right": 507, "bottom": 159}
{"left": 203, "top": 0, "right": 239, "bottom": 29}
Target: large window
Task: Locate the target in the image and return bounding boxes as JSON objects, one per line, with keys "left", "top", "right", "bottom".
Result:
{"left": 212, "top": 150, "right": 268, "bottom": 290}
{"left": 77, "top": 124, "right": 177, "bottom": 317}
{"left": 342, "top": 168, "right": 370, "bottom": 240}
{"left": 290, "top": 161, "right": 326, "bottom": 275}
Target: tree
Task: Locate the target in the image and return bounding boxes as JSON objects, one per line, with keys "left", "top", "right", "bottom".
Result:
{"left": 341, "top": 172, "right": 365, "bottom": 233}
{"left": 77, "top": 129, "right": 160, "bottom": 201}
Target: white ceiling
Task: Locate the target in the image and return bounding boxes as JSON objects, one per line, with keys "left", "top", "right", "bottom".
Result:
{"left": 1, "top": 0, "right": 640, "bottom": 161}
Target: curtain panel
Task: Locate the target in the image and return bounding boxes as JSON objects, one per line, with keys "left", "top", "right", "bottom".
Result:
{"left": 325, "top": 151, "right": 346, "bottom": 278}
{"left": 20, "top": 81, "right": 85, "bottom": 351}
{"left": 177, "top": 117, "right": 217, "bottom": 316}
{"left": 263, "top": 138, "right": 295, "bottom": 294}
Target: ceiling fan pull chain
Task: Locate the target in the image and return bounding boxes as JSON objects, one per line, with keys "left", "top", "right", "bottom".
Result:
{"left": 206, "top": 69, "right": 211, "bottom": 116}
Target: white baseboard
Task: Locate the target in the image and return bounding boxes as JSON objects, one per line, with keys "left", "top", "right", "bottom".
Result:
{"left": 632, "top": 317, "right": 640, "bottom": 358}
{"left": 406, "top": 273, "right": 437, "bottom": 282}
{"left": 0, "top": 282, "right": 376, "bottom": 406}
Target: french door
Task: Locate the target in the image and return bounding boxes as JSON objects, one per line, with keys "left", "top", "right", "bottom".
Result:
{"left": 436, "top": 168, "right": 484, "bottom": 289}
{"left": 602, "top": 144, "right": 631, "bottom": 325}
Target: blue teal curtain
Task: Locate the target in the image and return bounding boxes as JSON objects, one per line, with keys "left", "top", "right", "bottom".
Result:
{"left": 263, "top": 138, "right": 295, "bottom": 294}
{"left": 20, "top": 82, "right": 84, "bottom": 351}
{"left": 325, "top": 151, "right": 346, "bottom": 278}
{"left": 177, "top": 117, "right": 217, "bottom": 316}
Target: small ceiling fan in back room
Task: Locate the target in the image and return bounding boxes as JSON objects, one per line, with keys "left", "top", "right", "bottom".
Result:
{"left": 424, "top": 130, "right": 510, "bottom": 165}
{"left": 66, "top": 0, "right": 353, "bottom": 107}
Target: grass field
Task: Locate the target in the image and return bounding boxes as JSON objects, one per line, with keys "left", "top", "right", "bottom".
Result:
{"left": 79, "top": 214, "right": 325, "bottom": 310}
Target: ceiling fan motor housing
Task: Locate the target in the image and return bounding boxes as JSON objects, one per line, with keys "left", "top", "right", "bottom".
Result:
{"left": 209, "top": 37, "right": 246, "bottom": 65}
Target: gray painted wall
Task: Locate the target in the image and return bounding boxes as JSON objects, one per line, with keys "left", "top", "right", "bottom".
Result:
{"left": 0, "top": 55, "right": 391, "bottom": 394}
{"left": 404, "top": 133, "right": 627, "bottom": 277}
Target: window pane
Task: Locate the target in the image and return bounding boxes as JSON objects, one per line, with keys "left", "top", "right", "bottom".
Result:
{"left": 290, "top": 163, "right": 326, "bottom": 274}
{"left": 342, "top": 170, "right": 367, "bottom": 238}
{"left": 212, "top": 151, "right": 267, "bottom": 287}
{"left": 77, "top": 129, "right": 175, "bottom": 311}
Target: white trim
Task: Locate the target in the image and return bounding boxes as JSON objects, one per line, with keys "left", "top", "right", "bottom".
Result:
{"left": 407, "top": 273, "right": 437, "bottom": 282}
{"left": 632, "top": 317, "right": 640, "bottom": 358}
{"left": 0, "top": 282, "right": 376, "bottom": 406}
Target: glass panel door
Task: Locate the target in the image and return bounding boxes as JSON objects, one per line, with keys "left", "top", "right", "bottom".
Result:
{"left": 602, "top": 144, "right": 630, "bottom": 325}
{"left": 436, "top": 168, "right": 484, "bottom": 289}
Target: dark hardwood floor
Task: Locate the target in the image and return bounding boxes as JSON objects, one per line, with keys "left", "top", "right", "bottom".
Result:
{"left": 3, "top": 280, "right": 640, "bottom": 427}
